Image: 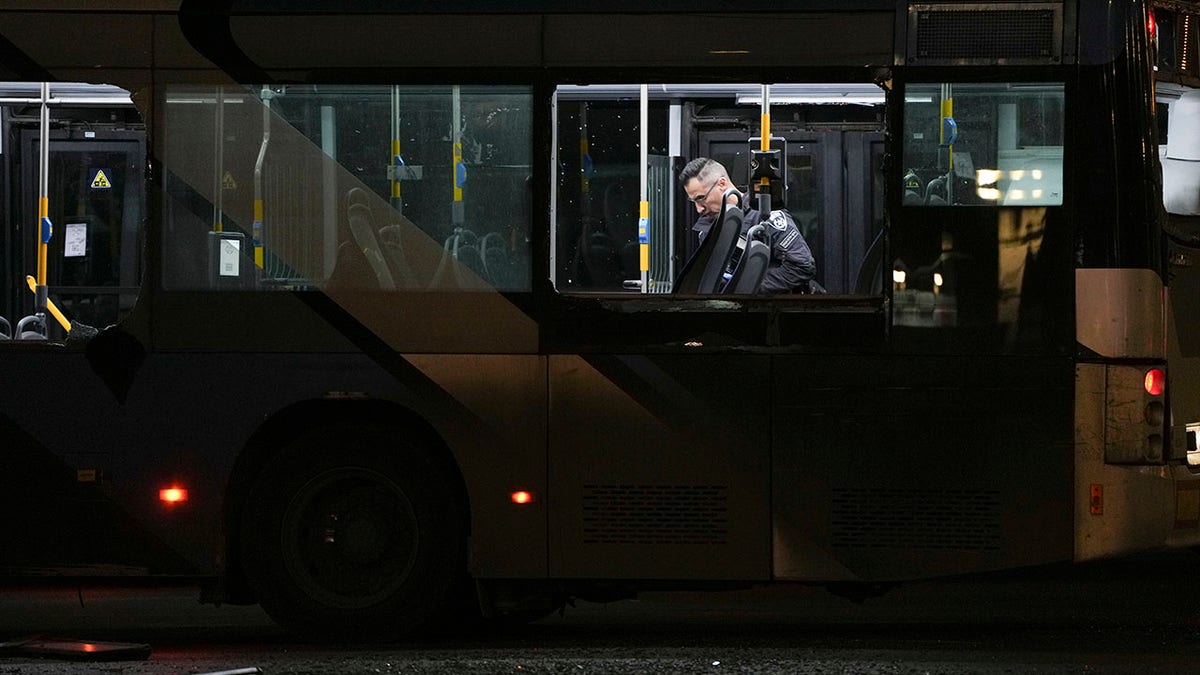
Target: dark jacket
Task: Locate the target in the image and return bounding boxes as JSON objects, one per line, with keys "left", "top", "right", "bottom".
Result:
{"left": 692, "top": 205, "right": 817, "bottom": 293}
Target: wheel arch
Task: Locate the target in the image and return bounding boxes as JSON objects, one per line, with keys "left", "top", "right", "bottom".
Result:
{"left": 219, "top": 397, "right": 470, "bottom": 604}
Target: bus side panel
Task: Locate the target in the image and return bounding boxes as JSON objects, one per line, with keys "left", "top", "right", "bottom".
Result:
{"left": 117, "top": 352, "right": 549, "bottom": 579}
{"left": 0, "top": 352, "right": 194, "bottom": 575}
{"left": 771, "top": 355, "right": 1074, "bottom": 581}
{"left": 0, "top": 350, "right": 549, "bottom": 580}
{"left": 403, "top": 354, "right": 548, "bottom": 578}
{"left": 547, "top": 354, "right": 770, "bottom": 580}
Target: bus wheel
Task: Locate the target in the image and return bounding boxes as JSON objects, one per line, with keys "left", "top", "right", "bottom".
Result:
{"left": 240, "top": 427, "right": 464, "bottom": 639}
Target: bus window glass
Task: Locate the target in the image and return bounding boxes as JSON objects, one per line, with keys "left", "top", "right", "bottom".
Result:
{"left": 894, "top": 81, "right": 1071, "bottom": 355}
{"left": 553, "top": 83, "right": 886, "bottom": 296}
{"left": 0, "top": 82, "right": 144, "bottom": 342}
{"left": 161, "top": 85, "right": 532, "bottom": 292}
{"left": 902, "top": 83, "right": 1064, "bottom": 207}
{"left": 554, "top": 94, "right": 669, "bottom": 293}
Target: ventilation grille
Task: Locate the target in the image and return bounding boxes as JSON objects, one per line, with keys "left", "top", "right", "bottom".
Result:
{"left": 910, "top": 5, "right": 1060, "bottom": 63}
{"left": 832, "top": 488, "right": 1001, "bottom": 551}
{"left": 582, "top": 484, "right": 728, "bottom": 545}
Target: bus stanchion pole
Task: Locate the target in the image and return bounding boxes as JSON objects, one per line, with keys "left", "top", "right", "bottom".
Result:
{"left": 36, "top": 81, "right": 51, "bottom": 330}
{"left": 451, "top": 85, "right": 464, "bottom": 231}
{"left": 758, "top": 84, "right": 771, "bottom": 218}
{"left": 252, "top": 85, "right": 272, "bottom": 271}
{"left": 639, "top": 84, "right": 649, "bottom": 294}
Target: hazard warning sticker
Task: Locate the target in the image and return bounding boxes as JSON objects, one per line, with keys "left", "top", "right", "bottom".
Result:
{"left": 89, "top": 169, "right": 112, "bottom": 189}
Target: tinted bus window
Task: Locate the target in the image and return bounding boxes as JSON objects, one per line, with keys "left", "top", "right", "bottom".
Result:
{"left": 161, "top": 85, "right": 533, "bottom": 292}
{"left": 902, "top": 83, "right": 1065, "bottom": 207}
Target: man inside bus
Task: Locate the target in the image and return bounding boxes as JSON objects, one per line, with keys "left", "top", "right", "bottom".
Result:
{"left": 680, "top": 157, "right": 818, "bottom": 293}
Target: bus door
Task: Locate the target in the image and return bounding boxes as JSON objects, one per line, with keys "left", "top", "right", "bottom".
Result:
{"left": 17, "top": 127, "right": 144, "bottom": 335}
{"left": 700, "top": 129, "right": 885, "bottom": 295}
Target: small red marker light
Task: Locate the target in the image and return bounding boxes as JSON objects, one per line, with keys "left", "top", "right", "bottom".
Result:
{"left": 1144, "top": 368, "right": 1166, "bottom": 396}
{"left": 511, "top": 490, "right": 534, "bottom": 505}
{"left": 159, "top": 487, "right": 188, "bottom": 504}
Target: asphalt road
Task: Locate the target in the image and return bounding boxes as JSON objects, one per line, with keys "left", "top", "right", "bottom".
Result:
{"left": 0, "top": 551, "right": 1198, "bottom": 674}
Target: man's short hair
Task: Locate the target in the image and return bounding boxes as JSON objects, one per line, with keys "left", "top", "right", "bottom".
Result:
{"left": 679, "top": 157, "right": 727, "bottom": 187}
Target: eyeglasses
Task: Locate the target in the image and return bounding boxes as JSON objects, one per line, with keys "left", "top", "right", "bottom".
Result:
{"left": 689, "top": 179, "right": 720, "bottom": 205}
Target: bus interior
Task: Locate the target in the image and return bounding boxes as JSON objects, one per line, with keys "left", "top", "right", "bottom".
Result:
{"left": 1, "top": 76, "right": 1193, "bottom": 351}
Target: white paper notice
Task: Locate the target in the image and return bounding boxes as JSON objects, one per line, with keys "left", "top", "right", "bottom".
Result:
{"left": 64, "top": 222, "right": 87, "bottom": 257}
{"left": 220, "top": 239, "right": 240, "bottom": 277}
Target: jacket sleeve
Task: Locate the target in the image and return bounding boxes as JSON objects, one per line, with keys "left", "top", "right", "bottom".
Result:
{"left": 759, "top": 210, "right": 816, "bottom": 293}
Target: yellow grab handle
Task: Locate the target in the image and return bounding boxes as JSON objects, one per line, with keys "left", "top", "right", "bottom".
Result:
{"left": 25, "top": 275, "right": 71, "bottom": 331}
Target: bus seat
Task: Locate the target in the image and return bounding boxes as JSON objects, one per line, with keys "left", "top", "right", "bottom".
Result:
{"left": 15, "top": 314, "right": 46, "bottom": 340}
{"left": 675, "top": 189, "right": 744, "bottom": 294}
{"left": 431, "top": 228, "right": 489, "bottom": 289}
{"left": 902, "top": 169, "right": 925, "bottom": 205}
{"left": 327, "top": 241, "right": 374, "bottom": 290}
{"left": 577, "top": 223, "right": 623, "bottom": 287}
{"left": 480, "top": 232, "right": 510, "bottom": 287}
{"left": 924, "top": 175, "right": 948, "bottom": 205}
{"left": 377, "top": 224, "right": 417, "bottom": 288}
{"left": 620, "top": 241, "right": 640, "bottom": 282}
{"left": 603, "top": 179, "right": 637, "bottom": 237}
{"left": 727, "top": 224, "right": 770, "bottom": 294}
{"left": 347, "top": 203, "right": 395, "bottom": 290}
{"left": 347, "top": 186, "right": 371, "bottom": 208}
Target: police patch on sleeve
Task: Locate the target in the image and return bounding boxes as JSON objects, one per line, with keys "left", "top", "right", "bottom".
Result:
{"left": 778, "top": 229, "right": 799, "bottom": 250}
{"left": 768, "top": 211, "right": 789, "bottom": 231}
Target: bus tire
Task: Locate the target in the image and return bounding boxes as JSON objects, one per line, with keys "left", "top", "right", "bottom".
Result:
{"left": 240, "top": 425, "right": 465, "bottom": 640}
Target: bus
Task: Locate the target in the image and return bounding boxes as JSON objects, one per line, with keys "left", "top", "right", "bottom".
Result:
{"left": 0, "top": 0, "right": 1196, "bottom": 638}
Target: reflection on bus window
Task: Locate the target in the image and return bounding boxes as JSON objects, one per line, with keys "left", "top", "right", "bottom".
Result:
{"left": 161, "top": 85, "right": 533, "bottom": 292}
{"left": 902, "top": 83, "right": 1064, "bottom": 207}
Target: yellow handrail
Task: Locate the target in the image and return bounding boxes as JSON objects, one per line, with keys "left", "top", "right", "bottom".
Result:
{"left": 24, "top": 275, "right": 71, "bottom": 331}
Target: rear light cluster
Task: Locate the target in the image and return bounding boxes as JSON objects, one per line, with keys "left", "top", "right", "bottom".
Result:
{"left": 1144, "top": 368, "right": 1166, "bottom": 460}
{"left": 1106, "top": 365, "right": 1167, "bottom": 464}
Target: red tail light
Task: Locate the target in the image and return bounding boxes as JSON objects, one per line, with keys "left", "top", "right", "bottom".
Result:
{"left": 159, "top": 487, "right": 188, "bottom": 504}
{"left": 1144, "top": 368, "right": 1166, "bottom": 396}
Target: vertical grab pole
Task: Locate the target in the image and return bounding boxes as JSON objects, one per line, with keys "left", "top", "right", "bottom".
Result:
{"left": 213, "top": 86, "right": 224, "bottom": 232}
{"left": 34, "top": 81, "right": 51, "bottom": 328}
{"left": 758, "top": 83, "right": 772, "bottom": 217}
{"left": 391, "top": 85, "right": 403, "bottom": 214}
{"left": 321, "top": 105, "right": 338, "bottom": 279}
{"left": 638, "top": 84, "right": 649, "bottom": 294}
{"left": 451, "top": 85, "right": 464, "bottom": 230}
{"left": 252, "top": 86, "right": 271, "bottom": 270}
{"left": 36, "top": 82, "right": 50, "bottom": 289}
{"left": 940, "top": 83, "right": 954, "bottom": 203}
